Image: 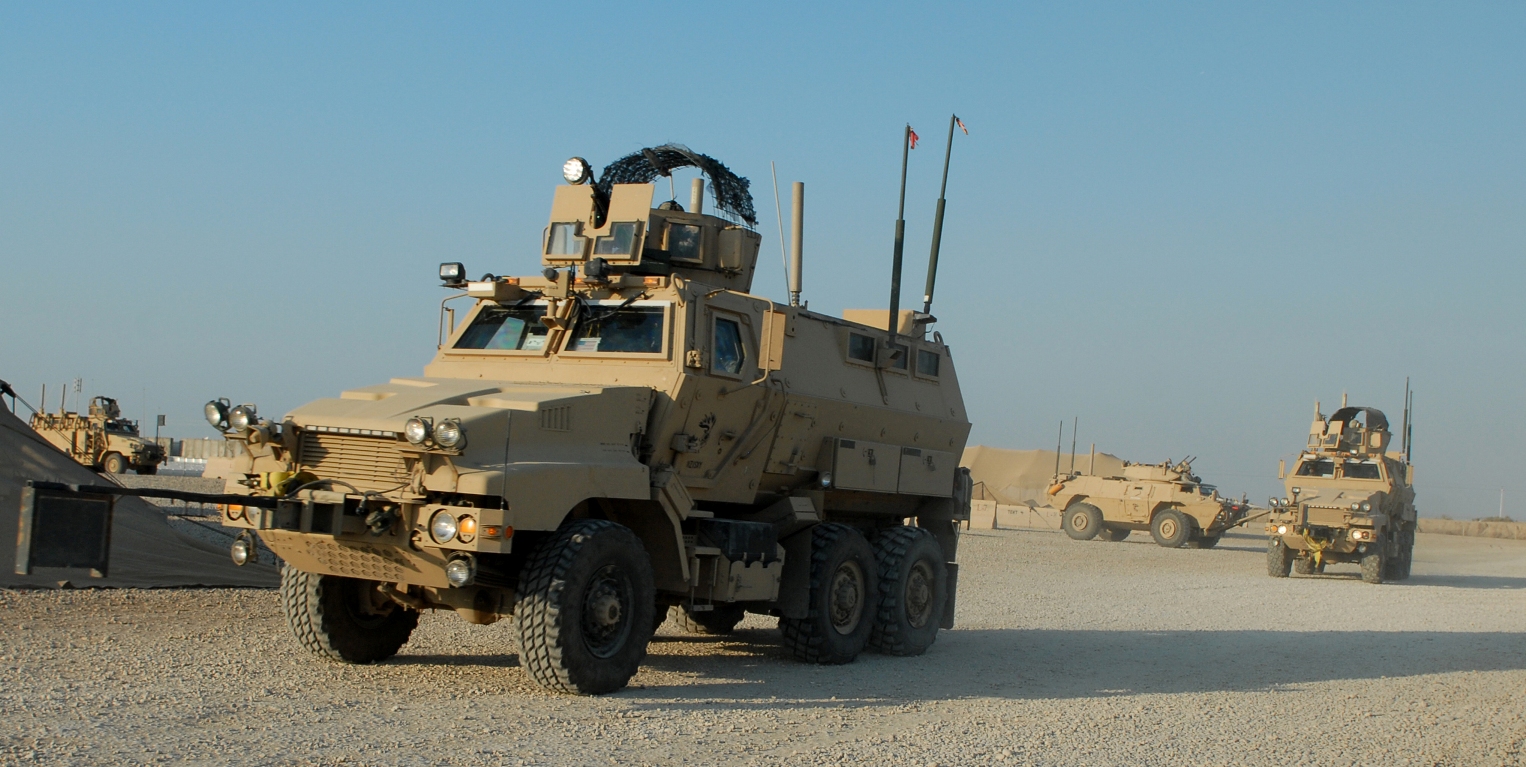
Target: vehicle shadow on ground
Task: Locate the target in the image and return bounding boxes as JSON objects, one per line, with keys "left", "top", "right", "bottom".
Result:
{"left": 630, "top": 627, "right": 1526, "bottom": 707}
{"left": 1402, "top": 574, "right": 1526, "bottom": 590}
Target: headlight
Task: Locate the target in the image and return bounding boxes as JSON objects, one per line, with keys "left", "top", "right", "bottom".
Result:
{"left": 230, "top": 532, "right": 256, "bottom": 566}
{"left": 430, "top": 510, "right": 458, "bottom": 543}
{"left": 563, "top": 156, "right": 592, "bottom": 185}
{"left": 1361, "top": 502, "right": 1371, "bottom": 512}
{"left": 439, "top": 261, "right": 465, "bottom": 284}
{"left": 819, "top": 472, "right": 833, "bottom": 489}
{"left": 1291, "top": 487, "right": 1301, "bottom": 496}
{"left": 445, "top": 556, "right": 475, "bottom": 588}
{"left": 1269, "top": 497, "right": 1278, "bottom": 508}
{"left": 1277, "top": 525, "right": 1288, "bottom": 534}
{"left": 204, "top": 399, "right": 230, "bottom": 431}
{"left": 1281, "top": 497, "right": 1290, "bottom": 506}
{"left": 1351, "top": 502, "right": 1361, "bottom": 511}
{"left": 404, "top": 417, "right": 431, "bottom": 445}
{"left": 434, "top": 419, "right": 465, "bottom": 448}
{"left": 228, "top": 404, "right": 257, "bottom": 432}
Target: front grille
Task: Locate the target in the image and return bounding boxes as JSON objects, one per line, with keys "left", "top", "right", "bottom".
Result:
{"left": 297, "top": 431, "right": 411, "bottom": 491}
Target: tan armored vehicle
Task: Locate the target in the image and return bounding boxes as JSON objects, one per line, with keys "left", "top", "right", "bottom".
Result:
{"left": 1265, "top": 399, "right": 1415, "bottom": 583}
{"left": 1048, "top": 458, "right": 1251, "bottom": 548}
{"left": 199, "top": 146, "right": 972, "bottom": 694}
{"left": 29, "top": 396, "right": 165, "bottom": 475}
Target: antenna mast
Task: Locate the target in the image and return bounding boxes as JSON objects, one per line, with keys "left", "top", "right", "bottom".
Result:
{"left": 886, "top": 125, "right": 912, "bottom": 341}
{"left": 1053, "top": 420, "right": 1064, "bottom": 479}
{"left": 1069, "top": 416, "right": 1078, "bottom": 473}
{"left": 922, "top": 114, "right": 962, "bottom": 314}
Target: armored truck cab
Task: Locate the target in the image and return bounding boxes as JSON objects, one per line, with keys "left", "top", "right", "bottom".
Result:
{"left": 206, "top": 147, "right": 973, "bottom": 694}
{"left": 30, "top": 396, "right": 165, "bottom": 475}
{"left": 1265, "top": 402, "right": 1416, "bottom": 583}
{"left": 1047, "top": 458, "right": 1251, "bottom": 548}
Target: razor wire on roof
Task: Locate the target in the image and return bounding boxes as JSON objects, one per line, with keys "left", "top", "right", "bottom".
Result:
{"left": 597, "top": 144, "right": 757, "bottom": 228}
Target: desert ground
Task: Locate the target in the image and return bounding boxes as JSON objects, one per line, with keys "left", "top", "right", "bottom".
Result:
{"left": 3, "top": 527, "right": 1525, "bottom": 766}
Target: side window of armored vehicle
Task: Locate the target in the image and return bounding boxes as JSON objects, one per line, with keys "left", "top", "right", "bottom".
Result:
{"left": 847, "top": 333, "right": 876, "bottom": 364}
{"left": 546, "top": 223, "right": 586, "bottom": 256}
{"left": 667, "top": 223, "right": 703, "bottom": 262}
{"left": 916, "top": 348, "right": 940, "bottom": 377}
{"left": 1341, "top": 460, "right": 1382, "bottom": 480}
{"left": 1295, "top": 459, "right": 1336, "bottom": 477}
{"left": 713, "top": 318, "right": 747, "bottom": 375}
{"left": 567, "top": 304, "right": 666, "bottom": 353}
{"left": 454, "top": 304, "right": 551, "bottom": 351}
{"left": 594, "top": 222, "right": 641, "bottom": 256}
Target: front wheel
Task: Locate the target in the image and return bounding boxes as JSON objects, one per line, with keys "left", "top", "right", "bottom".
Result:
{"left": 280, "top": 565, "right": 419, "bottom": 664}
{"left": 780, "top": 523, "right": 878, "bottom": 664}
{"left": 1062, "top": 503, "right": 1105, "bottom": 541}
{"left": 100, "top": 452, "right": 127, "bottom": 474}
{"left": 515, "top": 520, "right": 657, "bottom": 694}
{"left": 1361, "top": 536, "right": 1386, "bottom": 584}
{"left": 1151, "top": 509, "right": 1192, "bottom": 548}
{"left": 868, "top": 526, "right": 947, "bottom": 657}
{"left": 1267, "top": 538, "right": 1293, "bottom": 577}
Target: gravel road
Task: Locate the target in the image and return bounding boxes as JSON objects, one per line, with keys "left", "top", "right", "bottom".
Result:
{"left": 3, "top": 528, "right": 1525, "bottom": 766}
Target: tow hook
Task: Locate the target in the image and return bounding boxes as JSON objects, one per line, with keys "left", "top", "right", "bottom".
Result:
{"left": 365, "top": 506, "right": 399, "bottom": 535}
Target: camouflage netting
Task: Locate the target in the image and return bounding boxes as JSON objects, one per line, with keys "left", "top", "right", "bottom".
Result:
{"left": 597, "top": 144, "right": 757, "bottom": 227}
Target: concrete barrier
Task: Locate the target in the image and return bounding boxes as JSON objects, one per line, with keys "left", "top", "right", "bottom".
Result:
{"left": 1417, "top": 518, "right": 1526, "bottom": 540}
{"left": 969, "top": 500, "right": 1062, "bottom": 531}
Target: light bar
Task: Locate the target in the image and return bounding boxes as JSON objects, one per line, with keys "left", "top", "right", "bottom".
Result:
{"left": 304, "top": 425, "right": 401, "bottom": 439}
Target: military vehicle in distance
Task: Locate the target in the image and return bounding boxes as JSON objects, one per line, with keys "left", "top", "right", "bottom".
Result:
{"left": 1048, "top": 457, "right": 1251, "bottom": 548}
{"left": 1265, "top": 399, "right": 1415, "bottom": 583}
{"left": 30, "top": 396, "right": 165, "bottom": 475}
{"left": 201, "top": 145, "right": 972, "bottom": 694}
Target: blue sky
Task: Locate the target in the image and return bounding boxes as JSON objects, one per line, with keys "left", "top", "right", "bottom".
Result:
{"left": 2, "top": 2, "right": 1522, "bottom": 515}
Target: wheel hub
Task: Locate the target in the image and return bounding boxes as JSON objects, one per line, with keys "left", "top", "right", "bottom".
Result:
{"left": 905, "top": 561, "right": 934, "bottom": 629}
{"left": 1071, "top": 512, "right": 1090, "bottom": 531}
{"left": 829, "top": 561, "right": 864, "bottom": 635}
{"left": 1159, "top": 518, "right": 1178, "bottom": 538}
{"left": 581, "top": 564, "right": 633, "bottom": 659}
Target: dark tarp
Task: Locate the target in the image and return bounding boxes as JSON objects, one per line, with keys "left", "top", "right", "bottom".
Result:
{"left": 0, "top": 402, "right": 277, "bottom": 588}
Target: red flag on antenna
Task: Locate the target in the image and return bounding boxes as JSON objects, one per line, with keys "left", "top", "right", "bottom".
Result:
{"left": 908, "top": 127, "right": 920, "bottom": 149}
{"left": 955, "top": 116, "right": 968, "bottom": 135}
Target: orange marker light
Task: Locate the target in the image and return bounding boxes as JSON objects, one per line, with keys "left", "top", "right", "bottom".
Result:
{"left": 459, "top": 516, "right": 477, "bottom": 537}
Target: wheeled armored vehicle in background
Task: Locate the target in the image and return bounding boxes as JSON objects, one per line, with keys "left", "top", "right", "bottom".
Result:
{"left": 194, "top": 146, "right": 972, "bottom": 694}
{"left": 1048, "top": 458, "right": 1252, "bottom": 548}
{"left": 29, "top": 396, "right": 165, "bottom": 475}
{"left": 1265, "top": 399, "right": 1416, "bottom": 583}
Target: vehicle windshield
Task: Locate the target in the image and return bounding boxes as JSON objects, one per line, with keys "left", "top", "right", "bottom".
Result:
{"left": 1296, "top": 459, "right": 1336, "bottom": 478}
{"left": 566, "top": 304, "right": 665, "bottom": 353}
{"left": 1342, "top": 460, "right": 1383, "bottom": 480}
{"left": 454, "top": 304, "right": 551, "bottom": 351}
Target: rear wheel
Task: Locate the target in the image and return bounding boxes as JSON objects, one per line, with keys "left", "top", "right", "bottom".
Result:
{"left": 515, "top": 519, "right": 657, "bottom": 694}
{"left": 1267, "top": 538, "right": 1293, "bottom": 577}
{"left": 1150, "top": 509, "right": 1192, "bottom": 548}
{"left": 1062, "top": 503, "right": 1104, "bottom": 541}
{"left": 672, "top": 603, "right": 745, "bottom": 635}
{"left": 779, "top": 523, "right": 878, "bottom": 664}
{"left": 1398, "top": 530, "right": 1415, "bottom": 580}
{"left": 280, "top": 565, "right": 418, "bottom": 664}
{"left": 100, "top": 452, "right": 127, "bottom": 474}
{"left": 1360, "top": 535, "right": 1386, "bottom": 584}
{"left": 868, "top": 526, "right": 947, "bottom": 657}
{"left": 134, "top": 464, "right": 158, "bottom": 475}
{"left": 1293, "top": 556, "right": 1317, "bottom": 575}
{"left": 1100, "top": 527, "right": 1131, "bottom": 542}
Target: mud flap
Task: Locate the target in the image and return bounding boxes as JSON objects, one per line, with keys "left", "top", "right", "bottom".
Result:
{"left": 771, "top": 526, "right": 815, "bottom": 619}
{"left": 940, "top": 562, "right": 958, "bottom": 629}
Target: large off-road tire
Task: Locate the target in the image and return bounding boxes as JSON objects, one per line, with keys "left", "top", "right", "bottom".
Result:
{"left": 1100, "top": 527, "right": 1131, "bottom": 542}
{"left": 1293, "top": 556, "right": 1318, "bottom": 575}
{"left": 1267, "top": 538, "right": 1293, "bottom": 577}
{"left": 1191, "top": 535, "right": 1221, "bottom": 549}
{"left": 515, "top": 519, "right": 657, "bottom": 695}
{"left": 1398, "top": 530, "right": 1415, "bottom": 580}
{"left": 134, "top": 464, "right": 158, "bottom": 475}
{"left": 867, "top": 526, "right": 947, "bottom": 657}
{"left": 1360, "top": 536, "right": 1386, "bottom": 584}
{"left": 779, "top": 523, "right": 878, "bottom": 665}
{"left": 280, "top": 565, "right": 419, "bottom": 664}
{"left": 1150, "top": 509, "right": 1192, "bottom": 548}
{"left": 672, "top": 603, "right": 745, "bottom": 635}
{"left": 100, "top": 452, "right": 127, "bottom": 474}
{"left": 1062, "top": 503, "right": 1105, "bottom": 541}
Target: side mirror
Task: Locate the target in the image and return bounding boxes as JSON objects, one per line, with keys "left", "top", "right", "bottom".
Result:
{"left": 1405, "top": 465, "right": 1414, "bottom": 485}
{"left": 760, "top": 310, "right": 787, "bottom": 372}
{"left": 1278, "top": 459, "right": 1286, "bottom": 480}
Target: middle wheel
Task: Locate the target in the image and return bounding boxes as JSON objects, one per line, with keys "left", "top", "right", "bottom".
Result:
{"left": 672, "top": 603, "right": 745, "bottom": 635}
{"left": 867, "top": 525, "right": 948, "bottom": 657}
{"left": 1150, "top": 509, "right": 1192, "bottom": 548}
{"left": 780, "top": 523, "right": 878, "bottom": 664}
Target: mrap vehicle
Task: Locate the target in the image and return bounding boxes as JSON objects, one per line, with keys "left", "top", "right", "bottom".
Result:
{"left": 1265, "top": 397, "right": 1416, "bottom": 584}
{"left": 29, "top": 395, "right": 166, "bottom": 475}
{"left": 195, "top": 146, "right": 973, "bottom": 694}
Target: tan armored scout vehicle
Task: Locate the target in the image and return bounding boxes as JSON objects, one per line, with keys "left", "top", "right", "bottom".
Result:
{"left": 203, "top": 145, "right": 972, "bottom": 694}
{"left": 30, "top": 395, "right": 165, "bottom": 475}
{"left": 1048, "top": 457, "right": 1251, "bottom": 548}
{"left": 1265, "top": 400, "right": 1415, "bottom": 583}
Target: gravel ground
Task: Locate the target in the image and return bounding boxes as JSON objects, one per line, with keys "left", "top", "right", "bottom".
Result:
{"left": 3, "top": 528, "right": 1525, "bottom": 766}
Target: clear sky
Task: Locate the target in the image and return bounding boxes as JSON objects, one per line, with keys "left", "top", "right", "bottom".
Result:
{"left": 2, "top": 2, "right": 1522, "bottom": 516}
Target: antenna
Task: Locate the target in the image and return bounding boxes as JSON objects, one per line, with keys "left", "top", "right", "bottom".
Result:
{"left": 1405, "top": 387, "right": 1414, "bottom": 464}
{"left": 1053, "top": 420, "right": 1064, "bottom": 479}
{"left": 790, "top": 182, "right": 804, "bottom": 307}
{"left": 770, "top": 162, "right": 791, "bottom": 298}
{"left": 922, "top": 114, "right": 963, "bottom": 314}
{"left": 1069, "top": 416, "right": 1078, "bottom": 473}
{"left": 886, "top": 124, "right": 912, "bottom": 341}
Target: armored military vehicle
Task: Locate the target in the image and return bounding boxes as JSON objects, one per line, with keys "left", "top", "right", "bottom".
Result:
{"left": 29, "top": 396, "right": 165, "bottom": 475}
{"left": 196, "top": 145, "right": 972, "bottom": 694}
{"left": 1048, "top": 458, "right": 1251, "bottom": 548}
{"left": 1265, "top": 399, "right": 1415, "bottom": 583}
